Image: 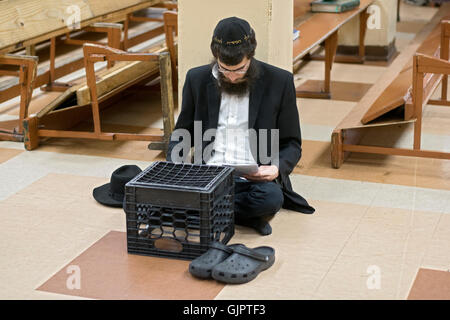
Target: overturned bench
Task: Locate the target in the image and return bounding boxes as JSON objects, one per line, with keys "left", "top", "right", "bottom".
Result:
{"left": 0, "top": 0, "right": 173, "bottom": 142}
{"left": 331, "top": 4, "right": 450, "bottom": 168}
{"left": 23, "top": 40, "right": 176, "bottom": 152}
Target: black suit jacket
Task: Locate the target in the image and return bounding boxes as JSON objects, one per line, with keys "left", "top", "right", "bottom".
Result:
{"left": 167, "top": 59, "right": 315, "bottom": 214}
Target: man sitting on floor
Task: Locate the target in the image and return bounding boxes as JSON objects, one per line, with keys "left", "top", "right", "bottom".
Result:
{"left": 167, "top": 17, "right": 315, "bottom": 235}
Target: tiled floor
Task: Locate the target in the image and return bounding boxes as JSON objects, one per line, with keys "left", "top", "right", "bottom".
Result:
{"left": 0, "top": 2, "right": 449, "bottom": 300}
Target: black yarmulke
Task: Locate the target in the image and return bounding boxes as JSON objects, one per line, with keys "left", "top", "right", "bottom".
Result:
{"left": 212, "top": 17, "right": 252, "bottom": 46}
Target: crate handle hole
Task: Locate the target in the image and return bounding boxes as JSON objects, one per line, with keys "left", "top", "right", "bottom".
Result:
{"left": 154, "top": 237, "right": 183, "bottom": 252}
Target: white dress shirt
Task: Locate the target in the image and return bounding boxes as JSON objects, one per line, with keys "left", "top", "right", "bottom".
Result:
{"left": 206, "top": 64, "right": 257, "bottom": 166}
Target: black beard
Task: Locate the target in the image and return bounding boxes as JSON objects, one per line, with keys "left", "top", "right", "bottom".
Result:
{"left": 211, "top": 58, "right": 259, "bottom": 96}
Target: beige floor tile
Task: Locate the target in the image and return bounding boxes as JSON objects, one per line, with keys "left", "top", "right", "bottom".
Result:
{"left": 0, "top": 287, "right": 36, "bottom": 300}
{"left": 395, "top": 35, "right": 415, "bottom": 53}
{"left": 396, "top": 31, "right": 416, "bottom": 42}
{"left": 0, "top": 173, "right": 128, "bottom": 233}
{"left": 372, "top": 184, "right": 449, "bottom": 213}
{"left": 422, "top": 104, "right": 450, "bottom": 136}
{"left": 0, "top": 150, "right": 156, "bottom": 201}
{"left": 25, "top": 290, "right": 92, "bottom": 300}
{"left": 297, "top": 98, "right": 356, "bottom": 127}
{"left": 216, "top": 281, "right": 313, "bottom": 300}
{"left": 299, "top": 123, "right": 335, "bottom": 142}
{"left": 432, "top": 213, "right": 450, "bottom": 240}
{"left": 0, "top": 173, "right": 128, "bottom": 298}
{"left": 292, "top": 175, "right": 382, "bottom": 207}
{"left": 0, "top": 220, "right": 110, "bottom": 287}
{"left": 340, "top": 207, "right": 440, "bottom": 257}
{"left": 216, "top": 242, "right": 335, "bottom": 300}
{"left": 421, "top": 238, "right": 450, "bottom": 270}
{"left": 311, "top": 207, "right": 442, "bottom": 299}
{"left": 312, "top": 253, "right": 423, "bottom": 300}
{"left": 219, "top": 201, "right": 367, "bottom": 299}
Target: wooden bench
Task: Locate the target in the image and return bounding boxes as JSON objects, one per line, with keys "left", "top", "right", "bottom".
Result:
{"left": 21, "top": 10, "right": 178, "bottom": 152}
{"left": 0, "top": 0, "right": 170, "bottom": 142}
{"left": 293, "top": 0, "right": 374, "bottom": 99}
{"left": 331, "top": 3, "right": 450, "bottom": 168}
{"left": 23, "top": 43, "right": 175, "bottom": 152}
{"left": 124, "top": 1, "right": 177, "bottom": 50}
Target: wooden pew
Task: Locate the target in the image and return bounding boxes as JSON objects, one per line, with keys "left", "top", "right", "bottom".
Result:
{"left": 0, "top": 0, "right": 163, "bottom": 55}
{"left": 0, "top": 0, "right": 166, "bottom": 142}
{"left": 293, "top": 0, "right": 374, "bottom": 99}
{"left": 361, "top": 17, "right": 445, "bottom": 124}
{"left": 331, "top": 4, "right": 450, "bottom": 168}
{"left": 23, "top": 43, "right": 175, "bottom": 152}
{"left": 123, "top": 1, "right": 177, "bottom": 50}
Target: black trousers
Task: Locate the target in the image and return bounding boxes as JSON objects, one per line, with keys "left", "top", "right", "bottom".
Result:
{"left": 233, "top": 176, "right": 284, "bottom": 220}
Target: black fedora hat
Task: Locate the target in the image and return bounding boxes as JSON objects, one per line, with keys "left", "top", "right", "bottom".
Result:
{"left": 93, "top": 165, "right": 142, "bottom": 207}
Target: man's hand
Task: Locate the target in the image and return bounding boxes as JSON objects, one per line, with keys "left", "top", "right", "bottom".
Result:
{"left": 243, "top": 165, "right": 279, "bottom": 182}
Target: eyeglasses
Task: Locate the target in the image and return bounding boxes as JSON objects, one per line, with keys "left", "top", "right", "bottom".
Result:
{"left": 217, "top": 59, "right": 251, "bottom": 75}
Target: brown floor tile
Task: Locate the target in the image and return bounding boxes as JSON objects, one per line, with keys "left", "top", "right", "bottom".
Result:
{"left": 296, "top": 80, "right": 372, "bottom": 102}
{"left": 37, "top": 231, "right": 225, "bottom": 300}
{"left": 396, "top": 21, "right": 428, "bottom": 34}
{"left": 408, "top": 268, "right": 450, "bottom": 300}
{"left": 35, "top": 123, "right": 167, "bottom": 161}
{"left": 0, "top": 148, "right": 23, "bottom": 163}
{"left": 295, "top": 140, "right": 450, "bottom": 191}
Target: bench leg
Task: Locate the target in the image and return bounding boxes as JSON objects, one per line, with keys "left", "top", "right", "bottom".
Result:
{"left": 23, "top": 116, "right": 40, "bottom": 150}
{"left": 412, "top": 57, "right": 424, "bottom": 150}
{"left": 441, "top": 22, "right": 449, "bottom": 101}
{"left": 41, "top": 37, "right": 72, "bottom": 92}
{"left": 324, "top": 31, "right": 338, "bottom": 94}
{"left": 331, "top": 130, "right": 344, "bottom": 169}
{"left": 148, "top": 52, "right": 175, "bottom": 154}
{"left": 358, "top": 9, "right": 370, "bottom": 62}
{"left": 20, "top": 60, "right": 37, "bottom": 133}
{"left": 123, "top": 14, "right": 132, "bottom": 50}
{"left": 296, "top": 31, "right": 338, "bottom": 99}
{"left": 107, "top": 28, "right": 122, "bottom": 68}
{"left": 0, "top": 55, "right": 37, "bottom": 136}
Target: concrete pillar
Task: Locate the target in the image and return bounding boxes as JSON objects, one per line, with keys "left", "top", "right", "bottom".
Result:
{"left": 177, "top": 0, "right": 293, "bottom": 96}
{"left": 337, "top": 0, "right": 398, "bottom": 60}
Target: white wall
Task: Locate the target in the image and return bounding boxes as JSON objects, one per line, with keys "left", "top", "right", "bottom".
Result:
{"left": 338, "top": 0, "right": 398, "bottom": 47}
{"left": 178, "top": 0, "right": 293, "bottom": 98}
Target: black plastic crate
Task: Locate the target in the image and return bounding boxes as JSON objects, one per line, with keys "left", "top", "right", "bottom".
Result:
{"left": 124, "top": 161, "right": 235, "bottom": 260}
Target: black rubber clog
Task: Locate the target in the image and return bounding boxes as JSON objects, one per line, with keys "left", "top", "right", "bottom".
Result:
{"left": 211, "top": 245, "right": 275, "bottom": 284}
